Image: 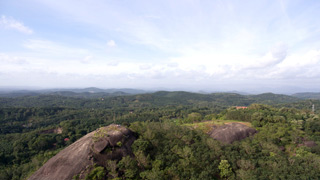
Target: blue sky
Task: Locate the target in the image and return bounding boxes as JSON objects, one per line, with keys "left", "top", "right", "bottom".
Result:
{"left": 1, "top": 0, "right": 320, "bottom": 93}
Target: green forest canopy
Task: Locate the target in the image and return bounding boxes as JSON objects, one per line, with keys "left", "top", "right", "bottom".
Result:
{"left": 0, "top": 91, "right": 319, "bottom": 179}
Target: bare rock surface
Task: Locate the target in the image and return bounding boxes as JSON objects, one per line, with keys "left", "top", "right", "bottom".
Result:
{"left": 28, "top": 124, "right": 136, "bottom": 180}
{"left": 208, "top": 123, "right": 257, "bottom": 144}
{"left": 92, "top": 124, "right": 136, "bottom": 166}
{"left": 303, "top": 141, "right": 317, "bottom": 147}
{"left": 40, "top": 127, "right": 63, "bottom": 134}
{"left": 94, "top": 139, "right": 109, "bottom": 153}
{"left": 298, "top": 140, "right": 317, "bottom": 148}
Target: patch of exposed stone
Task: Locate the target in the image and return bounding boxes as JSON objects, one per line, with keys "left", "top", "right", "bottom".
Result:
{"left": 208, "top": 123, "right": 257, "bottom": 144}
{"left": 39, "top": 127, "right": 63, "bottom": 134}
{"left": 28, "top": 124, "right": 136, "bottom": 180}
{"left": 302, "top": 141, "right": 317, "bottom": 147}
{"left": 298, "top": 138, "right": 317, "bottom": 148}
{"left": 92, "top": 124, "right": 136, "bottom": 167}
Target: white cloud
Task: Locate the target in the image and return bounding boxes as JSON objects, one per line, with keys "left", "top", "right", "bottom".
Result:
{"left": 0, "top": 53, "right": 28, "bottom": 65}
{"left": 167, "top": 62, "right": 178, "bottom": 67}
{"left": 1, "top": 49, "right": 320, "bottom": 92}
{"left": 0, "top": 15, "right": 33, "bottom": 34}
{"left": 269, "top": 49, "right": 320, "bottom": 79}
{"left": 139, "top": 64, "right": 152, "bottom": 70}
{"left": 81, "top": 56, "right": 93, "bottom": 63}
{"left": 2, "top": 0, "right": 320, "bottom": 92}
{"left": 271, "top": 43, "right": 287, "bottom": 61}
{"left": 107, "top": 40, "right": 116, "bottom": 47}
{"left": 6, "top": 38, "right": 319, "bottom": 86}
{"left": 244, "top": 42, "right": 288, "bottom": 69}
{"left": 23, "top": 39, "right": 89, "bottom": 58}
{"left": 107, "top": 60, "right": 119, "bottom": 66}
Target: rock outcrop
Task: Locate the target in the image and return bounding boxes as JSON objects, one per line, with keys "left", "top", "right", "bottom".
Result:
{"left": 91, "top": 124, "right": 136, "bottom": 167}
{"left": 208, "top": 123, "right": 257, "bottom": 144}
{"left": 298, "top": 139, "right": 317, "bottom": 148}
{"left": 302, "top": 140, "right": 317, "bottom": 147}
{"left": 39, "top": 127, "right": 63, "bottom": 134}
{"left": 28, "top": 124, "right": 136, "bottom": 180}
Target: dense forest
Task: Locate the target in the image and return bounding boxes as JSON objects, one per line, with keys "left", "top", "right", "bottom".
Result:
{"left": 0, "top": 90, "right": 319, "bottom": 179}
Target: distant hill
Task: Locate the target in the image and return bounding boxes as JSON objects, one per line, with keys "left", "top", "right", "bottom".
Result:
{"left": 48, "top": 91, "right": 128, "bottom": 98}
{"left": 0, "top": 90, "right": 307, "bottom": 108}
{"left": 247, "top": 93, "right": 300, "bottom": 104}
{"left": 0, "top": 90, "right": 41, "bottom": 98}
{"left": 292, "top": 92, "right": 320, "bottom": 100}
{"left": 56, "top": 87, "right": 147, "bottom": 94}
{"left": 152, "top": 91, "right": 299, "bottom": 106}
{"left": 0, "top": 88, "right": 147, "bottom": 98}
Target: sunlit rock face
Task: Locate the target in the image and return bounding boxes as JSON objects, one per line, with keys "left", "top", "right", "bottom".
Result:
{"left": 208, "top": 123, "right": 257, "bottom": 144}
{"left": 91, "top": 124, "right": 136, "bottom": 167}
{"left": 28, "top": 124, "right": 136, "bottom": 180}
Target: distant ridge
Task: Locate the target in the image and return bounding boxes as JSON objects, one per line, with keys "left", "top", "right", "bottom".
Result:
{"left": 0, "top": 90, "right": 305, "bottom": 109}
{"left": 0, "top": 88, "right": 148, "bottom": 98}
{"left": 292, "top": 92, "right": 320, "bottom": 100}
{"left": 247, "top": 93, "right": 299, "bottom": 103}
{"left": 0, "top": 88, "right": 311, "bottom": 105}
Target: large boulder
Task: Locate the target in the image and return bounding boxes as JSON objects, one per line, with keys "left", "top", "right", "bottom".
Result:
{"left": 91, "top": 124, "right": 136, "bottom": 166}
{"left": 28, "top": 124, "right": 136, "bottom": 180}
{"left": 208, "top": 123, "right": 257, "bottom": 144}
{"left": 303, "top": 141, "right": 317, "bottom": 147}
{"left": 298, "top": 139, "right": 317, "bottom": 148}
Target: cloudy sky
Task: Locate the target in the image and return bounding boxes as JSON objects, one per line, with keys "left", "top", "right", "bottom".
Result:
{"left": 1, "top": 0, "right": 320, "bottom": 93}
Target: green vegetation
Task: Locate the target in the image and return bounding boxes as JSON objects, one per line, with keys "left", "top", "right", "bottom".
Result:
{"left": 85, "top": 166, "right": 106, "bottom": 180}
{"left": 0, "top": 91, "right": 319, "bottom": 179}
{"left": 218, "top": 160, "right": 233, "bottom": 178}
{"left": 292, "top": 92, "right": 320, "bottom": 100}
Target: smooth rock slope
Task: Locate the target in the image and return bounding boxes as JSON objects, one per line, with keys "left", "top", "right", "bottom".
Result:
{"left": 209, "top": 123, "right": 257, "bottom": 144}
{"left": 28, "top": 124, "right": 136, "bottom": 180}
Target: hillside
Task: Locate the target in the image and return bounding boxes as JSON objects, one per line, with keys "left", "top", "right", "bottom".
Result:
{"left": 292, "top": 92, "right": 320, "bottom": 100}
{"left": 0, "top": 88, "right": 147, "bottom": 98}
{"left": 247, "top": 93, "right": 300, "bottom": 104}
{"left": 0, "top": 91, "right": 306, "bottom": 108}
{"left": 27, "top": 108, "right": 320, "bottom": 179}
{"left": 0, "top": 91, "right": 320, "bottom": 179}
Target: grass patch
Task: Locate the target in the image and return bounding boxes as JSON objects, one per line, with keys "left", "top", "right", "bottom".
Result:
{"left": 92, "top": 125, "right": 120, "bottom": 142}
